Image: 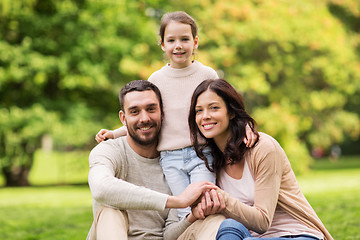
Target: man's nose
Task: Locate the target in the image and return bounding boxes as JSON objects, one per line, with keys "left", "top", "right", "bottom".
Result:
{"left": 139, "top": 110, "right": 150, "bottom": 122}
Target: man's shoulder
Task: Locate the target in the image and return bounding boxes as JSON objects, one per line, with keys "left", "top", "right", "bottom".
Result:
{"left": 90, "top": 137, "right": 128, "bottom": 159}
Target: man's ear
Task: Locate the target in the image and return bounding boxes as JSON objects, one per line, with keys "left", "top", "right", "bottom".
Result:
{"left": 119, "top": 111, "right": 126, "bottom": 126}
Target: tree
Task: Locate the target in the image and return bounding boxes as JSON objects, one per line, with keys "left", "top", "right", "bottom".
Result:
{"left": 1, "top": 0, "right": 359, "bottom": 185}
{"left": 173, "top": 0, "right": 360, "bottom": 173}
{"left": 0, "top": 0, "right": 163, "bottom": 186}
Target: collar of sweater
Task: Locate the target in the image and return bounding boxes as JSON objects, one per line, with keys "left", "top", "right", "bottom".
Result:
{"left": 163, "top": 60, "right": 202, "bottom": 78}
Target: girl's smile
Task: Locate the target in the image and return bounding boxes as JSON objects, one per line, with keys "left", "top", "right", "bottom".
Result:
{"left": 161, "top": 21, "right": 198, "bottom": 69}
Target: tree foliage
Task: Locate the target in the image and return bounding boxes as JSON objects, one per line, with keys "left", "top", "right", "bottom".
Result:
{"left": 192, "top": 0, "right": 360, "bottom": 173}
{"left": 0, "top": 0, "right": 359, "bottom": 185}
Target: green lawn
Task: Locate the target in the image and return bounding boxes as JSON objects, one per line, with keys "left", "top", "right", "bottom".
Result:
{"left": 0, "top": 156, "right": 359, "bottom": 239}
{"left": 0, "top": 186, "right": 93, "bottom": 240}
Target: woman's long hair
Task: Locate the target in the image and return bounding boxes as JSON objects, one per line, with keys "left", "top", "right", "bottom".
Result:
{"left": 188, "top": 79, "right": 259, "bottom": 177}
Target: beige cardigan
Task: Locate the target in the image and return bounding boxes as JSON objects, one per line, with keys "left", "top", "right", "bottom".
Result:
{"left": 218, "top": 132, "right": 333, "bottom": 240}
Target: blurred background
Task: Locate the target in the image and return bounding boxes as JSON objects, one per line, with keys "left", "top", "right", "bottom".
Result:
{"left": 0, "top": 0, "right": 359, "bottom": 239}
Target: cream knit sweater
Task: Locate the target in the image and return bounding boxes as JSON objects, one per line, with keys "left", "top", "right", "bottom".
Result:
{"left": 148, "top": 60, "right": 218, "bottom": 151}
{"left": 88, "top": 137, "right": 191, "bottom": 239}
{"left": 115, "top": 61, "right": 218, "bottom": 151}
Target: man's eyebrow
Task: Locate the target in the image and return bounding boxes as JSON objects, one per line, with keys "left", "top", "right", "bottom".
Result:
{"left": 127, "top": 103, "right": 158, "bottom": 111}
{"left": 127, "top": 106, "right": 139, "bottom": 111}
{"left": 147, "top": 103, "right": 158, "bottom": 108}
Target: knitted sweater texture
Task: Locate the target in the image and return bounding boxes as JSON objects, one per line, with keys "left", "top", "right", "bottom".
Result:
{"left": 88, "top": 137, "right": 191, "bottom": 239}
{"left": 218, "top": 133, "right": 333, "bottom": 240}
{"left": 148, "top": 60, "right": 218, "bottom": 151}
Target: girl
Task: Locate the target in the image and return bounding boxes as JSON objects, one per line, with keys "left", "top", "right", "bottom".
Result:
{"left": 95, "top": 12, "right": 256, "bottom": 218}
{"left": 188, "top": 79, "right": 333, "bottom": 240}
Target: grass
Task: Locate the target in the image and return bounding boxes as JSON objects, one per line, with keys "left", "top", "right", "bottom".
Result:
{"left": 297, "top": 156, "right": 360, "bottom": 240}
{"left": 0, "top": 186, "right": 93, "bottom": 240}
{"left": 0, "top": 155, "right": 359, "bottom": 239}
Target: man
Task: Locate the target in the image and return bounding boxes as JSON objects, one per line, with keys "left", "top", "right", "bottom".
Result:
{"left": 87, "top": 80, "right": 224, "bottom": 240}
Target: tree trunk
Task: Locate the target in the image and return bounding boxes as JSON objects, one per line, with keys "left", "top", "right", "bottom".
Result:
{"left": 3, "top": 165, "right": 31, "bottom": 187}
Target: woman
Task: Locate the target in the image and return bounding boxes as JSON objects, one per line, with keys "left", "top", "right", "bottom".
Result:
{"left": 188, "top": 79, "right": 333, "bottom": 240}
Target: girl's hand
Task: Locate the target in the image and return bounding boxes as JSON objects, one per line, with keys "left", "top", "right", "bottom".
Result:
{"left": 95, "top": 129, "right": 114, "bottom": 143}
{"left": 244, "top": 124, "right": 257, "bottom": 148}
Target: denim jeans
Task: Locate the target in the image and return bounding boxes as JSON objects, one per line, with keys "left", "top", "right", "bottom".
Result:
{"left": 160, "top": 146, "right": 216, "bottom": 218}
{"left": 216, "top": 219, "right": 322, "bottom": 240}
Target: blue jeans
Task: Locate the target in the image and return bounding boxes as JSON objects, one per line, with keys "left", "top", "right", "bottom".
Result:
{"left": 216, "top": 219, "right": 321, "bottom": 240}
{"left": 160, "top": 146, "right": 216, "bottom": 218}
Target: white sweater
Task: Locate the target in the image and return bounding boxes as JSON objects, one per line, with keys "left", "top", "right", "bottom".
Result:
{"left": 148, "top": 61, "right": 218, "bottom": 151}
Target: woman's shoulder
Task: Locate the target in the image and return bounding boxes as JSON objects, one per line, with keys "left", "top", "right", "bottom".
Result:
{"left": 255, "top": 132, "right": 279, "bottom": 149}
{"left": 246, "top": 133, "right": 286, "bottom": 173}
{"left": 249, "top": 132, "right": 285, "bottom": 160}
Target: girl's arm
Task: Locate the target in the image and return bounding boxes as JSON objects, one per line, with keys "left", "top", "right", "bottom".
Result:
{"left": 95, "top": 126, "right": 127, "bottom": 143}
{"left": 244, "top": 124, "right": 258, "bottom": 147}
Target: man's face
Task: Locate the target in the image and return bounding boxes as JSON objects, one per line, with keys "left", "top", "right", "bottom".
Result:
{"left": 120, "top": 90, "right": 162, "bottom": 146}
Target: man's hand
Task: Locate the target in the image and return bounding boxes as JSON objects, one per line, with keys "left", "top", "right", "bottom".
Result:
{"left": 165, "top": 181, "right": 218, "bottom": 209}
{"left": 191, "top": 189, "right": 225, "bottom": 220}
{"left": 95, "top": 129, "right": 114, "bottom": 143}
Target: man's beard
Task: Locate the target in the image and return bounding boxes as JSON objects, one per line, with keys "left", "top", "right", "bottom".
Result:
{"left": 127, "top": 122, "right": 160, "bottom": 146}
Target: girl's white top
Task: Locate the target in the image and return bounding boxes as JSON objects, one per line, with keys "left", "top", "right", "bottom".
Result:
{"left": 148, "top": 60, "right": 218, "bottom": 151}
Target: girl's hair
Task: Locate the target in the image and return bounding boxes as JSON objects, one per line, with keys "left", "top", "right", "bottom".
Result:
{"left": 188, "top": 79, "right": 259, "bottom": 177}
{"left": 159, "top": 11, "right": 198, "bottom": 44}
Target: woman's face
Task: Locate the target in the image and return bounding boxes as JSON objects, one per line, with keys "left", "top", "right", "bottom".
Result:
{"left": 195, "top": 90, "right": 232, "bottom": 148}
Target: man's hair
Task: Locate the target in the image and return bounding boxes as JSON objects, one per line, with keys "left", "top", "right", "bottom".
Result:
{"left": 119, "top": 80, "right": 164, "bottom": 115}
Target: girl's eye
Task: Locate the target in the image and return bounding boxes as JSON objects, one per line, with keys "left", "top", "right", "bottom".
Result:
{"left": 195, "top": 109, "right": 202, "bottom": 114}
{"left": 182, "top": 38, "right": 189, "bottom": 41}
{"left": 167, "top": 39, "right": 174, "bottom": 42}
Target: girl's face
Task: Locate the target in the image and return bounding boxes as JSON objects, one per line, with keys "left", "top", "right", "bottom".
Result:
{"left": 161, "top": 21, "right": 198, "bottom": 69}
{"left": 195, "top": 90, "right": 232, "bottom": 150}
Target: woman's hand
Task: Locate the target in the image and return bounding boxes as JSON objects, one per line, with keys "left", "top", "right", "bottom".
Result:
{"left": 191, "top": 189, "right": 226, "bottom": 220}
{"left": 166, "top": 181, "right": 218, "bottom": 209}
